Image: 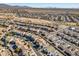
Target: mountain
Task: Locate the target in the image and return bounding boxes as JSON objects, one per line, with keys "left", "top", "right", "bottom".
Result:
{"left": 0, "top": 4, "right": 11, "bottom": 8}
{"left": 0, "top": 4, "right": 31, "bottom": 9}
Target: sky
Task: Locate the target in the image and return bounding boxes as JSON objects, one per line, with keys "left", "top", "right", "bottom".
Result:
{"left": 7, "top": 3, "right": 79, "bottom": 8}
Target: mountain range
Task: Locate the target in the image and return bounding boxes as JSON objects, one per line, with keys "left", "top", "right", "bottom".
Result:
{"left": 0, "top": 4, "right": 31, "bottom": 9}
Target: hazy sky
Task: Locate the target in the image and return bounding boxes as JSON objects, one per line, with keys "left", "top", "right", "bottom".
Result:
{"left": 7, "top": 3, "right": 79, "bottom": 8}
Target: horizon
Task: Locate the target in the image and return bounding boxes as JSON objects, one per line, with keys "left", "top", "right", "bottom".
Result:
{"left": 6, "top": 3, "right": 79, "bottom": 8}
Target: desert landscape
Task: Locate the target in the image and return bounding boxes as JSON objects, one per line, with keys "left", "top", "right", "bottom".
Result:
{"left": 0, "top": 4, "right": 79, "bottom": 56}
